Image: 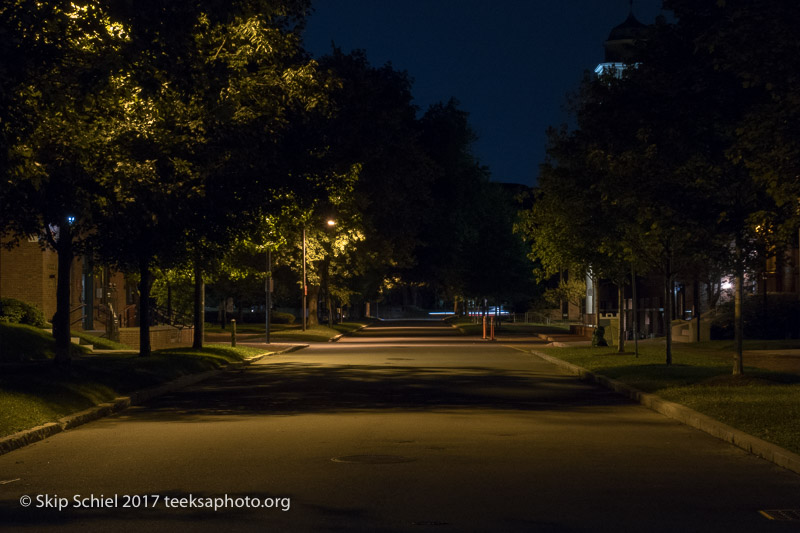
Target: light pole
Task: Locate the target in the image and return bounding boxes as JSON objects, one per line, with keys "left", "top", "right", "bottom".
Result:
{"left": 325, "top": 219, "right": 336, "bottom": 327}
{"left": 265, "top": 248, "right": 272, "bottom": 344}
{"left": 302, "top": 225, "right": 307, "bottom": 331}
{"left": 301, "top": 218, "right": 336, "bottom": 331}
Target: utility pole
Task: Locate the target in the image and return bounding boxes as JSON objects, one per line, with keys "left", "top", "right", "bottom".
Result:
{"left": 302, "top": 225, "right": 307, "bottom": 331}
{"left": 266, "top": 248, "right": 272, "bottom": 344}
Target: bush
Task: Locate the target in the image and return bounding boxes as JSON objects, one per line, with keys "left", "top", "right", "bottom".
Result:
{"left": 711, "top": 294, "right": 800, "bottom": 340}
{"left": 0, "top": 298, "right": 47, "bottom": 328}
{"left": 592, "top": 325, "right": 608, "bottom": 347}
{"left": 271, "top": 311, "right": 295, "bottom": 324}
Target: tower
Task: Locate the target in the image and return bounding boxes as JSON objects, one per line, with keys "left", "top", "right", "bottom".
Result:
{"left": 595, "top": 1, "right": 648, "bottom": 76}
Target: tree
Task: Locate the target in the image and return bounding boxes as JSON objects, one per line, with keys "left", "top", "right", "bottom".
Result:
{"left": 0, "top": 1, "right": 124, "bottom": 364}
{"left": 628, "top": 4, "right": 795, "bottom": 373}
{"left": 519, "top": 115, "right": 643, "bottom": 353}
{"left": 315, "top": 49, "right": 434, "bottom": 309}
{"left": 664, "top": 0, "right": 800, "bottom": 216}
{"left": 90, "top": 1, "right": 341, "bottom": 355}
{"left": 520, "top": 14, "right": 768, "bottom": 365}
{"left": 664, "top": 0, "right": 800, "bottom": 371}
{"left": 407, "top": 99, "right": 494, "bottom": 308}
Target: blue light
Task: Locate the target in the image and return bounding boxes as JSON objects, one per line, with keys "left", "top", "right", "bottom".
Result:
{"left": 66, "top": 216, "right": 76, "bottom": 225}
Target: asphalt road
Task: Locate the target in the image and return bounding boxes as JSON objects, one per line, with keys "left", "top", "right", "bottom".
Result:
{"left": 1, "top": 319, "right": 799, "bottom": 532}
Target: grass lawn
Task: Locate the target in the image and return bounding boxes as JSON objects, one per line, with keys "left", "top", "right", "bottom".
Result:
{"left": 205, "top": 323, "right": 297, "bottom": 334}
{"left": 269, "top": 321, "right": 371, "bottom": 343}
{"left": 535, "top": 340, "right": 800, "bottom": 455}
{"left": 0, "top": 323, "right": 89, "bottom": 361}
{"left": 453, "top": 319, "right": 570, "bottom": 337}
{"left": 0, "top": 323, "right": 272, "bottom": 439}
{"left": 207, "top": 320, "right": 371, "bottom": 343}
{"left": 71, "top": 330, "right": 133, "bottom": 350}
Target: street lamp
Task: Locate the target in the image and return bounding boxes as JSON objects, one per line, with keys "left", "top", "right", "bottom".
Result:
{"left": 265, "top": 247, "right": 272, "bottom": 344}
{"left": 302, "top": 225, "right": 307, "bottom": 331}
{"left": 325, "top": 219, "right": 336, "bottom": 327}
{"left": 300, "top": 218, "right": 337, "bottom": 331}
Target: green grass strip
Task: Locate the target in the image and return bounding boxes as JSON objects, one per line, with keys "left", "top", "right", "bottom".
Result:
{"left": 0, "top": 323, "right": 88, "bottom": 362}
{"left": 70, "top": 330, "right": 133, "bottom": 350}
{"left": 535, "top": 342, "right": 800, "bottom": 455}
{"left": 0, "top": 323, "right": 272, "bottom": 439}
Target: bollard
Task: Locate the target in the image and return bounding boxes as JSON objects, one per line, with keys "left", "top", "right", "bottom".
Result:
{"left": 231, "top": 319, "right": 237, "bottom": 347}
{"left": 482, "top": 315, "right": 487, "bottom": 339}
{"left": 490, "top": 316, "right": 495, "bottom": 341}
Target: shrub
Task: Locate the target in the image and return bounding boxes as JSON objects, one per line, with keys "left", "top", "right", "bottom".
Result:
{"left": 711, "top": 294, "right": 800, "bottom": 340}
{"left": 0, "top": 298, "right": 47, "bottom": 328}
{"left": 592, "top": 325, "right": 608, "bottom": 347}
{"left": 271, "top": 311, "right": 295, "bottom": 324}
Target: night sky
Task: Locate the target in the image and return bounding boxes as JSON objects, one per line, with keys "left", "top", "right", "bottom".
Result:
{"left": 302, "top": 0, "right": 665, "bottom": 187}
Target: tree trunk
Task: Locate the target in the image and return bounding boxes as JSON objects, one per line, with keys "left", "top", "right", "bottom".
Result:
{"left": 733, "top": 270, "right": 744, "bottom": 375}
{"left": 138, "top": 258, "right": 152, "bottom": 357}
{"left": 632, "top": 265, "right": 639, "bottom": 357}
{"left": 192, "top": 263, "right": 204, "bottom": 349}
{"left": 308, "top": 284, "right": 320, "bottom": 326}
{"left": 617, "top": 282, "right": 626, "bottom": 353}
{"left": 53, "top": 232, "right": 74, "bottom": 366}
{"left": 324, "top": 256, "right": 333, "bottom": 327}
{"left": 694, "top": 277, "right": 701, "bottom": 343}
{"left": 166, "top": 282, "right": 172, "bottom": 324}
{"left": 664, "top": 272, "right": 673, "bottom": 366}
{"left": 593, "top": 274, "right": 600, "bottom": 328}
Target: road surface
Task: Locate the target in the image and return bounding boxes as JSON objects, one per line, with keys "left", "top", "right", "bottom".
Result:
{"left": 1, "top": 319, "right": 799, "bottom": 532}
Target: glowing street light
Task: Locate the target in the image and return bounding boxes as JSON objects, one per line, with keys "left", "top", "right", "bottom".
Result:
{"left": 301, "top": 218, "right": 337, "bottom": 331}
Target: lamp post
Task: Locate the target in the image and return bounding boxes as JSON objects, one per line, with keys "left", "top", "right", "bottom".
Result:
{"left": 301, "top": 218, "right": 336, "bottom": 331}
{"left": 265, "top": 248, "right": 272, "bottom": 344}
{"left": 302, "top": 225, "right": 307, "bottom": 331}
{"left": 325, "top": 219, "right": 335, "bottom": 327}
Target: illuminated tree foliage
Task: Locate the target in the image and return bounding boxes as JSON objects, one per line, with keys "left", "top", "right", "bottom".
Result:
{"left": 0, "top": 1, "right": 352, "bottom": 359}
{"left": 520, "top": 5, "right": 794, "bottom": 371}
{"left": 0, "top": 1, "right": 125, "bottom": 364}
{"left": 92, "top": 2, "right": 338, "bottom": 355}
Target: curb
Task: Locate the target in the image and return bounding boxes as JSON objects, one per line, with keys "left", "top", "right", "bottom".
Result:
{"left": 264, "top": 344, "right": 308, "bottom": 355}
{"left": 529, "top": 349, "right": 800, "bottom": 476}
{"left": 0, "top": 345, "right": 304, "bottom": 457}
{"left": 329, "top": 323, "right": 371, "bottom": 342}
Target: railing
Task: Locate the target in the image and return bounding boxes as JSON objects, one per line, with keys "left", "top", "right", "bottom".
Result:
{"left": 151, "top": 304, "right": 193, "bottom": 329}
{"left": 70, "top": 303, "right": 86, "bottom": 326}
{"left": 122, "top": 304, "right": 136, "bottom": 327}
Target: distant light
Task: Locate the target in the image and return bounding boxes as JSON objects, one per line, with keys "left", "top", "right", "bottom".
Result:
{"left": 327, "top": 219, "right": 336, "bottom": 227}
{"left": 594, "top": 62, "right": 641, "bottom": 77}
{"left": 722, "top": 281, "right": 733, "bottom": 290}
{"left": 66, "top": 216, "right": 76, "bottom": 225}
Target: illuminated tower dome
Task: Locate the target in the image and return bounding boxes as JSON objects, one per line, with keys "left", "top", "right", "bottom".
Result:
{"left": 595, "top": 2, "right": 648, "bottom": 76}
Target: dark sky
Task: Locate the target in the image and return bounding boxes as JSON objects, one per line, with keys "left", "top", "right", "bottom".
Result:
{"left": 302, "top": 0, "right": 665, "bottom": 187}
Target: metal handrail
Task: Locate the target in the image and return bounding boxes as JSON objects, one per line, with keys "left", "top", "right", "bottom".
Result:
{"left": 151, "top": 304, "right": 193, "bottom": 329}
{"left": 69, "top": 303, "right": 86, "bottom": 326}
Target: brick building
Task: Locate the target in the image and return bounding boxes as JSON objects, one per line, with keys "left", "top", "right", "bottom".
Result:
{"left": 1, "top": 238, "right": 131, "bottom": 333}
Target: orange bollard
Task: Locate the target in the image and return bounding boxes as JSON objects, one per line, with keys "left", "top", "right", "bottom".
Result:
{"left": 482, "top": 315, "right": 487, "bottom": 339}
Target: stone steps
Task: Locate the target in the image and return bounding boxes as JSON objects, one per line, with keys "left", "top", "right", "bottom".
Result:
{"left": 43, "top": 330, "right": 93, "bottom": 352}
